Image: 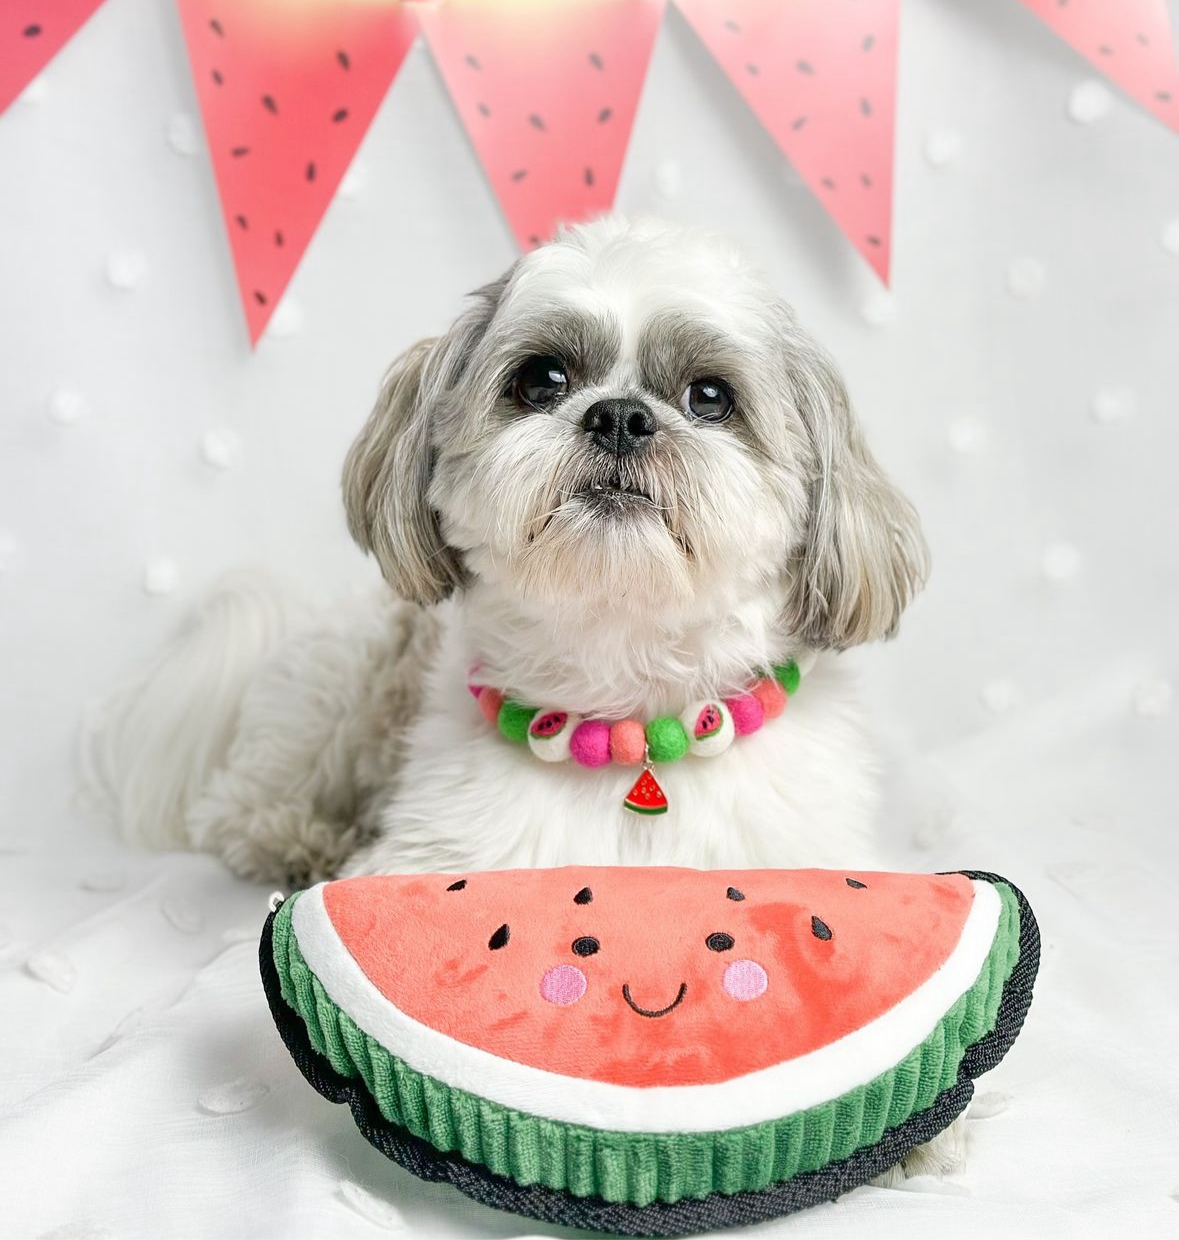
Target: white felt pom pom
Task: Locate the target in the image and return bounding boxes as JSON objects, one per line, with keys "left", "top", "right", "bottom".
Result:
{"left": 526, "top": 710, "right": 581, "bottom": 762}
{"left": 681, "top": 700, "right": 735, "bottom": 758}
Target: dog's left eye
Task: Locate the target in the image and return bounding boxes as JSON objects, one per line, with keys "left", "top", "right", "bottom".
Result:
{"left": 680, "top": 379, "right": 733, "bottom": 423}
{"left": 510, "top": 355, "right": 569, "bottom": 410}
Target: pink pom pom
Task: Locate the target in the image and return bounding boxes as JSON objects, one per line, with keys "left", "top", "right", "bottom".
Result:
{"left": 609, "top": 719, "right": 646, "bottom": 766}
{"left": 477, "top": 686, "right": 504, "bottom": 723}
{"left": 570, "top": 719, "right": 611, "bottom": 768}
{"left": 750, "top": 677, "right": 787, "bottom": 720}
{"left": 726, "top": 692, "right": 766, "bottom": 736}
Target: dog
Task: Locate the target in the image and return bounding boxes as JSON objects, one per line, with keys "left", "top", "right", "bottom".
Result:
{"left": 83, "top": 215, "right": 960, "bottom": 1176}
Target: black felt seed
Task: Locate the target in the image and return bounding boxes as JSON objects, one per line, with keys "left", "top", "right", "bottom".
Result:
{"left": 274, "top": 229, "right": 284, "bottom": 247}
{"left": 488, "top": 923, "right": 510, "bottom": 950}
{"left": 845, "top": 878, "right": 867, "bottom": 889}
{"left": 262, "top": 94, "right": 277, "bottom": 113}
{"left": 211, "top": 69, "right": 223, "bottom": 86}
{"left": 209, "top": 18, "right": 224, "bottom": 37}
{"left": 589, "top": 52, "right": 604, "bottom": 70}
{"left": 598, "top": 107, "right": 612, "bottom": 123}
{"left": 574, "top": 886, "right": 593, "bottom": 905}
{"left": 306, "top": 162, "right": 316, "bottom": 182}
{"left": 726, "top": 886, "right": 745, "bottom": 902}
{"left": 571, "top": 936, "right": 600, "bottom": 957}
{"left": 253, "top": 290, "right": 267, "bottom": 306}
{"left": 811, "top": 916, "right": 833, "bottom": 941}
{"left": 332, "top": 107, "right": 348, "bottom": 123}
{"left": 234, "top": 214, "right": 248, "bottom": 229}
{"left": 528, "top": 114, "right": 545, "bottom": 131}
{"left": 706, "top": 932, "right": 735, "bottom": 952}
{"left": 337, "top": 50, "right": 350, "bottom": 70}
{"left": 23, "top": 24, "right": 42, "bottom": 37}
{"left": 446, "top": 879, "right": 468, "bottom": 892}
{"left": 231, "top": 146, "right": 250, "bottom": 157}
{"left": 511, "top": 169, "right": 528, "bottom": 182}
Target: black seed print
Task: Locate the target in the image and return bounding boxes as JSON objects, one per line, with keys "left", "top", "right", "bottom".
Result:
{"left": 811, "top": 916, "right": 832, "bottom": 941}
{"left": 821, "top": 176, "right": 836, "bottom": 189}
{"left": 866, "top": 235, "right": 881, "bottom": 247}
{"left": 511, "top": 169, "right": 528, "bottom": 182}
{"left": 477, "top": 102, "right": 490, "bottom": 117}
{"left": 792, "top": 115, "right": 808, "bottom": 130}
{"left": 274, "top": 230, "right": 284, "bottom": 247}
{"left": 724, "top": 19, "right": 741, "bottom": 33}
{"left": 726, "top": 886, "right": 745, "bottom": 902}
{"left": 306, "top": 162, "right": 316, "bottom": 182}
{"left": 1138, "top": 32, "right": 1150, "bottom": 45}
{"left": 231, "top": 146, "right": 250, "bottom": 157}
{"left": 584, "top": 167, "right": 594, "bottom": 187}
{"left": 234, "top": 214, "right": 248, "bottom": 229}
{"left": 863, "top": 34, "right": 875, "bottom": 51}
{"left": 797, "top": 60, "right": 814, "bottom": 74}
{"left": 528, "top": 235, "right": 541, "bottom": 247}
{"left": 861, "top": 172, "right": 873, "bottom": 187}
{"left": 860, "top": 97, "right": 872, "bottom": 116}
{"left": 209, "top": 18, "right": 224, "bottom": 37}
{"left": 706, "top": 932, "right": 735, "bottom": 952}
{"left": 573, "top": 886, "right": 593, "bottom": 905}
{"left": 845, "top": 878, "right": 867, "bottom": 889}
{"left": 571, "top": 936, "right": 600, "bottom": 956}
{"left": 211, "top": 69, "right": 223, "bottom": 85}
{"left": 253, "top": 290, "right": 267, "bottom": 306}
{"left": 262, "top": 94, "right": 277, "bottom": 113}
{"left": 465, "top": 53, "right": 481, "bottom": 70}
{"left": 332, "top": 108, "right": 349, "bottom": 123}
{"left": 528, "top": 114, "right": 545, "bottom": 131}
{"left": 446, "top": 879, "right": 467, "bottom": 891}
{"left": 746, "top": 62, "right": 759, "bottom": 76}
{"left": 598, "top": 107, "right": 612, "bottom": 123}
{"left": 488, "top": 923, "right": 510, "bottom": 950}
{"left": 23, "top": 23, "right": 42, "bottom": 37}
{"left": 337, "top": 50, "right": 350, "bottom": 70}
{"left": 1157, "top": 91, "right": 1173, "bottom": 102}
{"left": 589, "top": 52, "right": 604, "bottom": 70}
{"left": 1098, "top": 44, "right": 1113, "bottom": 56}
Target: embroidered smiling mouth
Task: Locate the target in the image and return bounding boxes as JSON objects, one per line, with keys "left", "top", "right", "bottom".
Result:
{"left": 621, "top": 981, "right": 688, "bottom": 1018}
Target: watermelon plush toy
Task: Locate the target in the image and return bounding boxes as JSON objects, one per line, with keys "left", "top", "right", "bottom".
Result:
{"left": 260, "top": 867, "right": 1038, "bottom": 1236}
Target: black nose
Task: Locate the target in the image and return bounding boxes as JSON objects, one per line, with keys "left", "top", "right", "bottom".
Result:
{"left": 582, "top": 398, "right": 657, "bottom": 456}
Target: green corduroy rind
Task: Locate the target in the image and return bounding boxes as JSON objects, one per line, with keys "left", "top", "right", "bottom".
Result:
{"left": 497, "top": 700, "right": 536, "bottom": 744}
{"left": 772, "top": 660, "right": 801, "bottom": 695}
{"left": 645, "top": 716, "right": 689, "bottom": 763}
{"left": 271, "top": 883, "right": 1021, "bottom": 1209}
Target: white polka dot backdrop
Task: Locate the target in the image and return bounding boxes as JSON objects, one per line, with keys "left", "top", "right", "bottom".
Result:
{"left": 1067, "top": 79, "right": 1112, "bottom": 125}
{"left": 1089, "top": 386, "right": 1136, "bottom": 424}
{"left": 337, "top": 160, "right": 369, "bottom": 199}
{"left": 859, "top": 289, "right": 897, "bottom": 326}
{"left": 1005, "top": 256, "right": 1046, "bottom": 299}
{"left": 105, "top": 248, "right": 149, "bottom": 291}
{"left": 923, "top": 126, "right": 962, "bottom": 168}
{"left": 0, "top": 529, "right": 20, "bottom": 573}
{"left": 654, "top": 157, "right": 682, "bottom": 199}
{"left": 142, "top": 556, "right": 179, "bottom": 596}
{"left": 1162, "top": 218, "right": 1179, "bottom": 256}
{"left": 165, "top": 112, "right": 200, "bottom": 156}
{"left": 200, "top": 427, "right": 241, "bottom": 470}
{"left": 1040, "top": 541, "right": 1083, "bottom": 582}
{"left": 46, "top": 386, "right": 90, "bottom": 426}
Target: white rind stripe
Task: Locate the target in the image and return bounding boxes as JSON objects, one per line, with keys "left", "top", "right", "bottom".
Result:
{"left": 289, "top": 880, "right": 1002, "bottom": 1135}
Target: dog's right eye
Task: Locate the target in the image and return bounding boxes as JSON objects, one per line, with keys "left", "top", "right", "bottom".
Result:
{"left": 510, "top": 355, "right": 569, "bottom": 410}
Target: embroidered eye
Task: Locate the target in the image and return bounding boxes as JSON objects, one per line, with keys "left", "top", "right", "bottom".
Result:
{"left": 511, "top": 354, "right": 568, "bottom": 409}
{"left": 811, "top": 916, "right": 833, "bottom": 941}
{"left": 680, "top": 378, "right": 733, "bottom": 423}
{"left": 488, "top": 923, "right": 510, "bottom": 950}
{"left": 571, "top": 936, "right": 600, "bottom": 957}
{"left": 706, "top": 931, "right": 735, "bottom": 952}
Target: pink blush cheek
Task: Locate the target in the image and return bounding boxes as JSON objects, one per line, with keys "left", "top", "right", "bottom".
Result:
{"left": 722, "top": 959, "right": 768, "bottom": 1002}
{"left": 539, "top": 964, "right": 588, "bottom": 1006}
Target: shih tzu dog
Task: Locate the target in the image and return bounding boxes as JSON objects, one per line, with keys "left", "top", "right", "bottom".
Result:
{"left": 86, "top": 216, "right": 927, "bottom": 887}
{"left": 85, "top": 215, "right": 952, "bottom": 1177}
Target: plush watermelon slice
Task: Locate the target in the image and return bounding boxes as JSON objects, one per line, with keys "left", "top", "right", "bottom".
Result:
{"left": 175, "top": 0, "right": 417, "bottom": 343}
{"left": 261, "top": 866, "right": 1037, "bottom": 1234}
{"left": 623, "top": 767, "right": 668, "bottom": 815}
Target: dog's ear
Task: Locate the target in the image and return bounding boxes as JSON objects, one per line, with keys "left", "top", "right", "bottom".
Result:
{"left": 785, "top": 341, "right": 929, "bottom": 650}
{"left": 342, "top": 278, "right": 507, "bottom": 605}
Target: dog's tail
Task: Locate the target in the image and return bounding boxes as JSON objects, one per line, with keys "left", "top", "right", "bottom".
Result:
{"left": 78, "top": 570, "right": 308, "bottom": 849}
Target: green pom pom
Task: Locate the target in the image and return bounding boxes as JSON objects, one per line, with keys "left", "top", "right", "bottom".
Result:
{"left": 773, "top": 660, "right": 802, "bottom": 695}
{"left": 498, "top": 700, "right": 536, "bottom": 744}
{"left": 646, "top": 716, "right": 689, "bottom": 763}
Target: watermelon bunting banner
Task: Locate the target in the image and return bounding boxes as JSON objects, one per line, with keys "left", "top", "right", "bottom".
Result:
{"left": 1015, "top": 0, "right": 1179, "bottom": 135}
{"left": 416, "top": 0, "right": 666, "bottom": 253}
{"left": 0, "top": 0, "right": 108, "bottom": 113}
{"left": 676, "top": 0, "right": 899, "bottom": 284}
{"left": 3, "top": 0, "right": 1179, "bottom": 341}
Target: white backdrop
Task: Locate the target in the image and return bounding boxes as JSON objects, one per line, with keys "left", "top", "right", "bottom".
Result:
{"left": 1, "top": 1, "right": 1178, "bottom": 1237}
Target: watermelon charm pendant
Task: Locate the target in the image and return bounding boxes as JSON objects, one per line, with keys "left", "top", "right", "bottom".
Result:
{"left": 623, "top": 763, "right": 668, "bottom": 815}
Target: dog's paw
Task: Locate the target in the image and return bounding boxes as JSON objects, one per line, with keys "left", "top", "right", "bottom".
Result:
{"left": 871, "top": 1114, "right": 968, "bottom": 1187}
{"left": 216, "top": 811, "right": 366, "bottom": 888}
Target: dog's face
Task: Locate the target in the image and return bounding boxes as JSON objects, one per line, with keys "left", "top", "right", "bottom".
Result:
{"left": 344, "top": 218, "right": 926, "bottom": 648}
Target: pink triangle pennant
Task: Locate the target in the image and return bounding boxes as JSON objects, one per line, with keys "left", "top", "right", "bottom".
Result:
{"left": 1, "top": 0, "right": 109, "bottom": 115}
{"left": 676, "top": 0, "right": 899, "bottom": 283}
{"left": 416, "top": 0, "right": 667, "bottom": 249}
{"left": 1016, "top": 0, "right": 1179, "bottom": 134}
{"left": 176, "top": 0, "right": 418, "bottom": 344}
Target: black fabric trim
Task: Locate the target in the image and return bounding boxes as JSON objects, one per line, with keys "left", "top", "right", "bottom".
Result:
{"left": 259, "top": 871, "right": 1039, "bottom": 1237}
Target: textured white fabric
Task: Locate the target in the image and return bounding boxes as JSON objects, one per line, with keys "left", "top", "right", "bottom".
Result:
{"left": 2, "top": 0, "right": 1178, "bottom": 1236}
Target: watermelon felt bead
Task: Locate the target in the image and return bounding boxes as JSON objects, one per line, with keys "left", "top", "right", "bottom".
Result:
{"left": 681, "top": 699, "right": 735, "bottom": 757}
{"left": 261, "top": 866, "right": 1038, "bottom": 1236}
{"left": 527, "top": 709, "right": 580, "bottom": 761}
